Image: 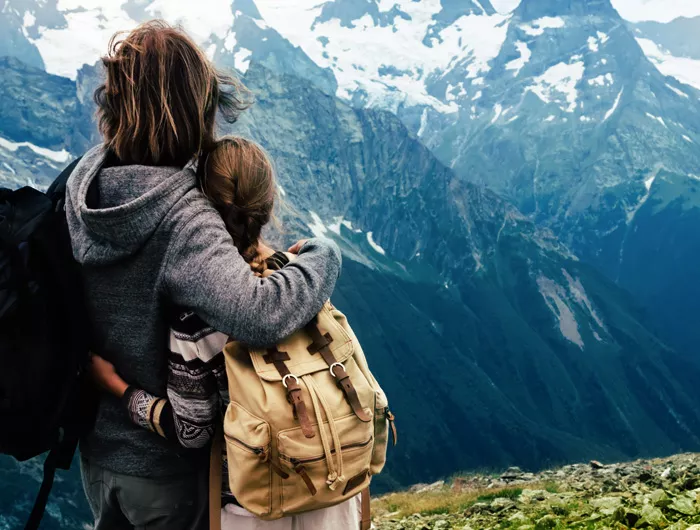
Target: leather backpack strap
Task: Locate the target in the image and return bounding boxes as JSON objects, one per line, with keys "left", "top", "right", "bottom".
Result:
{"left": 305, "top": 318, "right": 371, "bottom": 422}
{"left": 264, "top": 348, "right": 316, "bottom": 438}
{"left": 360, "top": 487, "right": 371, "bottom": 530}
{"left": 209, "top": 429, "right": 223, "bottom": 530}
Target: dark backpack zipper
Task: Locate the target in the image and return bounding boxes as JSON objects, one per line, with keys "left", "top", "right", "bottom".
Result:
{"left": 228, "top": 436, "right": 290, "bottom": 479}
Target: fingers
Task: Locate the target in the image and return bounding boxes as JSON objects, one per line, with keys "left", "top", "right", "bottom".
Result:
{"left": 288, "top": 239, "right": 309, "bottom": 254}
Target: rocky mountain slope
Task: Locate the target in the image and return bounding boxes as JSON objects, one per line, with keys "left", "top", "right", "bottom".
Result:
{"left": 2, "top": 0, "right": 700, "bottom": 357}
{"left": 373, "top": 452, "right": 700, "bottom": 529}
{"left": 239, "top": 0, "right": 700, "bottom": 355}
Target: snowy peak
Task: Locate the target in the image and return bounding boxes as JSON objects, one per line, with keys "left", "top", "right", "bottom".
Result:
{"left": 515, "top": 0, "right": 617, "bottom": 22}
{"left": 231, "top": 0, "right": 264, "bottom": 20}
{"left": 313, "top": 0, "right": 411, "bottom": 29}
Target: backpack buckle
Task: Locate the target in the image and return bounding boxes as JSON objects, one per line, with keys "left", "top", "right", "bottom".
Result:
{"left": 282, "top": 374, "right": 300, "bottom": 389}
{"left": 329, "top": 362, "right": 346, "bottom": 377}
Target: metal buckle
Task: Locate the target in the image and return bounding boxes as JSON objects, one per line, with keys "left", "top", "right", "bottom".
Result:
{"left": 282, "top": 374, "right": 299, "bottom": 389}
{"left": 329, "top": 362, "right": 345, "bottom": 377}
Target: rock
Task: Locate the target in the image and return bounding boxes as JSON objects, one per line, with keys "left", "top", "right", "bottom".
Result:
{"left": 433, "top": 520, "right": 450, "bottom": 530}
{"left": 639, "top": 504, "right": 667, "bottom": 526}
{"left": 501, "top": 466, "right": 524, "bottom": 480}
{"left": 410, "top": 480, "right": 445, "bottom": 494}
{"left": 589, "top": 460, "right": 605, "bottom": 469}
{"left": 534, "top": 514, "right": 559, "bottom": 529}
{"left": 464, "top": 502, "right": 490, "bottom": 516}
{"left": 520, "top": 490, "right": 548, "bottom": 503}
{"left": 490, "top": 498, "right": 516, "bottom": 512}
{"left": 590, "top": 496, "right": 622, "bottom": 514}
{"left": 661, "top": 466, "right": 673, "bottom": 479}
{"left": 669, "top": 494, "right": 697, "bottom": 515}
{"left": 508, "top": 512, "right": 529, "bottom": 524}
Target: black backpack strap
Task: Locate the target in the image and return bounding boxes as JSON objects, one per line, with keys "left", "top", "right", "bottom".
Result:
{"left": 24, "top": 156, "right": 84, "bottom": 530}
{"left": 24, "top": 418, "right": 81, "bottom": 530}
{"left": 46, "top": 156, "right": 82, "bottom": 202}
{"left": 24, "top": 448, "right": 60, "bottom": 530}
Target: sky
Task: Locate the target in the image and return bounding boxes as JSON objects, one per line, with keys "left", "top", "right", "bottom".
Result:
{"left": 489, "top": 0, "right": 700, "bottom": 22}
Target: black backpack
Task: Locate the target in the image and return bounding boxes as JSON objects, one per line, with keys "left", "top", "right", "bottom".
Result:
{"left": 0, "top": 157, "right": 96, "bottom": 529}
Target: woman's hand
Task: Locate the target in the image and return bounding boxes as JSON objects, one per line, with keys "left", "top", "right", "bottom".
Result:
{"left": 288, "top": 239, "right": 309, "bottom": 254}
{"left": 89, "top": 354, "right": 129, "bottom": 398}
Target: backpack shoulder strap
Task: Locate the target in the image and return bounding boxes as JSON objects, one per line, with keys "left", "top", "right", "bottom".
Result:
{"left": 46, "top": 156, "right": 82, "bottom": 206}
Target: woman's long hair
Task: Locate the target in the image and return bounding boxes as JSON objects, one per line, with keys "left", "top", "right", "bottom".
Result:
{"left": 94, "top": 20, "right": 251, "bottom": 167}
{"left": 200, "top": 137, "right": 277, "bottom": 274}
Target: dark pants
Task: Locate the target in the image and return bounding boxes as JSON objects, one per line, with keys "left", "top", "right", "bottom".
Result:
{"left": 80, "top": 456, "right": 208, "bottom": 530}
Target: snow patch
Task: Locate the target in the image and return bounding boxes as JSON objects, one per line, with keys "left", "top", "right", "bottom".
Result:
{"left": 224, "top": 32, "right": 237, "bottom": 52}
{"left": 520, "top": 16, "right": 565, "bottom": 37}
{"left": 491, "top": 103, "right": 503, "bottom": 124}
{"left": 417, "top": 108, "right": 429, "bottom": 137}
{"left": 545, "top": 115, "right": 556, "bottom": 122}
{"left": 644, "top": 174, "right": 656, "bottom": 191}
{"left": 2, "top": 162, "right": 16, "bottom": 175}
{"left": 683, "top": 135, "right": 693, "bottom": 143}
{"left": 588, "top": 73, "right": 614, "bottom": 86}
{"left": 627, "top": 168, "right": 660, "bottom": 224}
{"left": 637, "top": 38, "right": 700, "bottom": 90}
{"left": 327, "top": 217, "right": 343, "bottom": 235}
{"left": 603, "top": 89, "right": 623, "bottom": 122}
{"left": 366, "top": 232, "right": 386, "bottom": 255}
{"left": 307, "top": 211, "right": 328, "bottom": 238}
{"left": 666, "top": 84, "right": 689, "bottom": 98}
{"left": 23, "top": 11, "right": 35, "bottom": 28}
{"left": 645, "top": 112, "right": 668, "bottom": 128}
{"left": 505, "top": 41, "right": 531, "bottom": 77}
{"left": 587, "top": 36, "right": 599, "bottom": 53}
{"left": 526, "top": 60, "right": 585, "bottom": 113}
{"left": 472, "top": 90, "right": 483, "bottom": 101}
{"left": 234, "top": 48, "right": 252, "bottom": 73}
{"left": 0, "top": 137, "right": 71, "bottom": 163}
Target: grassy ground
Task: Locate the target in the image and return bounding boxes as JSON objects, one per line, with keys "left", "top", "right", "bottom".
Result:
{"left": 373, "top": 482, "right": 558, "bottom": 518}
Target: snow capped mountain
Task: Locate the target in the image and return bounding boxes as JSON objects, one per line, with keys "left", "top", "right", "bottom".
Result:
{"left": 631, "top": 16, "right": 700, "bottom": 90}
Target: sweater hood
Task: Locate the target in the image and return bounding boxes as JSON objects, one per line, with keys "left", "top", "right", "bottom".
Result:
{"left": 66, "top": 145, "right": 197, "bottom": 266}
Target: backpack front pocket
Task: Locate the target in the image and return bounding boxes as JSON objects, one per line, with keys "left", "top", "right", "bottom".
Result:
{"left": 277, "top": 412, "right": 373, "bottom": 514}
{"left": 224, "top": 401, "right": 273, "bottom": 517}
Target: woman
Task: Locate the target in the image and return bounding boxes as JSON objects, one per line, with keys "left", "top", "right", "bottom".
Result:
{"left": 67, "top": 21, "right": 342, "bottom": 530}
{"left": 90, "top": 137, "right": 361, "bottom": 529}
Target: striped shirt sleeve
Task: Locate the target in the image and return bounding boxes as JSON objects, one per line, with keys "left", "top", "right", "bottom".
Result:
{"left": 122, "top": 311, "right": 228, "bottom": 449}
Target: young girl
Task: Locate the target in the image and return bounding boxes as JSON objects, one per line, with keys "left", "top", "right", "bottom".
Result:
{"left": 90, "top": 137, "right": 362, "bottom": 529}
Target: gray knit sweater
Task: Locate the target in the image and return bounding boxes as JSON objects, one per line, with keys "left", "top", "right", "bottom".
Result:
{"left": 66, "top": 145, "right": 341, "bottom": 477}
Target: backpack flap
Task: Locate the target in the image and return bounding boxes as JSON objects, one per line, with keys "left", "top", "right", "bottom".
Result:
{"left": 249, "top": 303, "right": 355, "bottom": 382}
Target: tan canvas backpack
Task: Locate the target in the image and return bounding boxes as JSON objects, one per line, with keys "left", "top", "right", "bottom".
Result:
{"left": 210, "top": 278, "right": 396, "bottom": 526}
